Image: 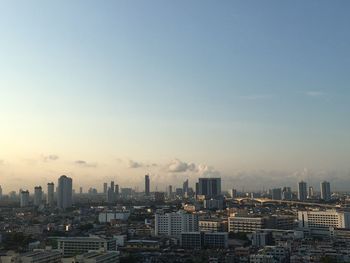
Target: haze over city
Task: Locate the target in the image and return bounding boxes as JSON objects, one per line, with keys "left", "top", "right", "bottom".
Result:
{"left": 1, "top": 1, "right": 350, "bottom": 192}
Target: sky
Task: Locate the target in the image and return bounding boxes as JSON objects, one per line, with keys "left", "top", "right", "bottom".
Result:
{"left": 0, "top": 0, "right": 350, "bottom": 192}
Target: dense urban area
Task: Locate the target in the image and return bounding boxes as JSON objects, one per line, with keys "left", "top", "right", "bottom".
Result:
{"left": 0, "top": 175, "right": 349, "bottom": 263}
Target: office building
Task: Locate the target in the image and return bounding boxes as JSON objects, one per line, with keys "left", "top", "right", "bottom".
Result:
{"left": 75, "top": 251, "right": 120, "bottom": 263}
{"left": 20, "top": 250, "right": 62, "bottom": 263}
{"left": 20, "top": 190, "right": 30, "bottom": 207}
{"left": 155, "top": 210, "right": 199, "bottom": 237}
{"left": 228, "top": 216, "right": 268, "bottom": 233}
{"left": 115, "top": 184, "right": 119, "bottom": 197}
{"left": 320, "top": 181, "right": 331, "bottom": 201}
{"left": 103, "top": 182, "right": 108, "bottom": 194}
{"left": 34, "top": 186, "right": 43, "bottom": 207}
{"left": 298, "top": 210, "right": 350, "bottom": 236}
{"left": 271, "top": 188, "right": 282, "bottom": 200}
{"left": 183, "top": 179, "right": 189, "bottom": 197}
{"left": 57, "top": 175, "right": 73, "bottom": 210}
{"left": 199, "top": 219, "right": 227, "bottom": 232}
{"left": 230, "top": 188, "right": 237, "bottom": 198}
{"left": 308, "top": 186, "right": 314, "bottom": 199}
{"left": 181, "top": 232, "right": 228, "bottom": 249}
{"left": 167, "top": 185, "right": 173, "bottom": 198}
{"left": 57, "top": 237, "right": 117, "bottom": 257}
{"left": 298, "top": 181, "right": 307, "bottom": 201}
{"left": 145, "top": 174, "right": 150, "bottom": 196}
{"left": 47, "top": 182, "right": 54, "bottom": 206}
{"left": 197, "top": 178, "right": 221, "bottom": 198}
{"left": 282, "top": 187, "right": 292, "bottom": 200}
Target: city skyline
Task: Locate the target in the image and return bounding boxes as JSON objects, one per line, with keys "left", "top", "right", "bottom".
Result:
{"left": 1, "top": 1, "right": 350, "bottom": 191}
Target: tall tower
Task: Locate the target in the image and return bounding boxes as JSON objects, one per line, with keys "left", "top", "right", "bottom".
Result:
{"left": 57, "top": 175, "right": 73, "bottom": 210}
{"left": 20, "top": 190, "right": 30, "bottom": 207}
{"left": 320, "top": 181, "right": 331, "bottom": 201}
{"left": 47, "top": 182, "right": 55, "bottom": 206}
{"left": 103, "top": 183, "right": 108, "bottom": 194}
{"left": 298, "top": 181, "right": 307, "bottom": 201}
{"left": 34, "top": 186, "right": 43, "bottom": 207}
{"left": 145, "top": 175, "right": 150, "bottom": 196}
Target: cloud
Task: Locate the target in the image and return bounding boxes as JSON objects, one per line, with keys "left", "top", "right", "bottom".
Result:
{"left": 74, "top": 160, "right": 97, "bottom": 168}
{"left": 42, "top": 154, "right": 59, "bottom": 162}
{"left": 0, "top": 160, "right": 4, "bottom": 165}
{"left": 167, "top": 159, "right": 196, "bottom": 173}
{"left": 127, "top": 160, "right": 143, "bottom": 169}
{"left": 305, "top": 91, "right": 326, "bottom": 97}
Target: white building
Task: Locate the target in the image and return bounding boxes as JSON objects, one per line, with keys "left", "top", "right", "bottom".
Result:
{"left": 34, "top": 186, "right": 43, "bottom": 207}
{"left": 57, "top": 237, "right": 117, "bottom": 257}
{"left": 298, "top": 210, "right": 350, "bottom": 236}
{"left": 47, "top": 182, "right": 55, "bottom": 206}
{"left": 20, "top": 190, "right": 30, "bottom": 207}
{"left": 57, "top": 175, "right": 72, "bottom": 210}
{"left": 155, "top": 210, "right": 199, "bottom": 237}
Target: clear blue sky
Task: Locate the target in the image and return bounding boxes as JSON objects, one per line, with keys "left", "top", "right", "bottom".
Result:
{"left": 0, "top": 1, "right": 349, "bottom": 191}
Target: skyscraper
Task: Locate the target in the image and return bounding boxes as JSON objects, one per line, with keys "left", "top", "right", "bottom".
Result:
{"left": 320, "top": 181, "right": 331, "bottom": 201}
{"left": 103, "top": 183, "right": 108, "bottom": 194}
{"left": 197, "top": 178, "right": 221, "bottom": 199}
{"left": 298, "top": 181, "right": 307, "bottom": 201}
{"left": 20, "top": 190, "right": 29, "bottom": 207}
{"left": 308, "top": 186, "right": 314, "bottom": 199}
{"left": 145, "top": 174, "right": 150, "bottom": 196}
{"left": 183, "top": 179, "right": 189, "bottom": 197}
{"left": 271, "top": 188, "right": 282, "bottom": 200}
{"left": 47, "top": 182, "right": 55, "bottom": 206}
{"left": 57, "top": 175, "right": 73, "bottom": 210}
{"left": 34, "top": 186, "right": 43, "bottom": 207}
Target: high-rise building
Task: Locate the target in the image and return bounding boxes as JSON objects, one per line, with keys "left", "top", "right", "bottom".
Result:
{"left": 282, "top": 187, "right": 292, "bottom": 200}
{"left": 145, "top": 174, "right": 150, "bottom": 196}
{"left": 107, "top": 187, "right": 115, "bottom": 203}
{"left": 168, "top": 185, "right": 173, "bottom": 197}
{"left": 297, "top": 181, "right": 307, "bottom": 201}
{"left": 34, "top": 186, "right": 43, "bottom": 207}
{"left": 320, "top": 181, "right": 331, "bottom": 201}
{"left": 47, "top": 182, "right": 55, "bottom": 206}
{"left": 308, "top": 186, "right": 314, "bottom": 199}
{"left": 57, "top": 175, "right": 73, "bottom": 210}
{"left": 79, "top": 187, "right": 83, "bottom": 194}
{"left": 183, "top": 179, "right": 189, "bottom": 197}
{"left": 103, "top": 183, "right": 108, "bottom": 194}
{"left": 197, "top": 178, "right": 221, "bottom": 199}
{"left": 110, "top": 181, "right": 115, "bottom": 192}
{"left": 20, "top": 190, "right": 30, "bottom": 207}
{"left": 271, "top": 188, "right": 282, "bottom": 200}
{"left": 115, "top": 184, "right": 119, "bottom": 198}
{"left": 230, "top": 189, "right": 237, "bottom": 198}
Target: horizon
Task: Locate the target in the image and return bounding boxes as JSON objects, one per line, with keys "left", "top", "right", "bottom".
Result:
{"left": 1, "top": 1, "right": 350, "bottom": 192}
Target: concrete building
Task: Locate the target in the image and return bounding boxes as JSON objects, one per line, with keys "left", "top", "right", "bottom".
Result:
{"left": 197, "top": 178, "right": 221, "bottom": 199}
{"left": 298, "top": 181, "right": 307, "bottom": 201}
{"left": 47, "top": 182, "right": 54, "bottom": 207}
{"left": 103, "top": 183, "right": 108, "bottom": 194}
{"left": 199, "top": 219, "right": 227, "bottom": 232}
{"left": 21, "top": 250, "right": 62, "bottom": 263}
{"left": 57, "top": 175, "right": 73, "bottom": 210}
{"left": 20, "top": 190, "right": 30, "bottom": 207}
{"left": 74, "top": 251, "right": 119, "bottom": 263}
{"left": 320, "top": 181, "right": 331, "bottom": 201}
{"left": 57, "top": 237, "right": 117, "bottom": 257}
{"left": 34, "top": 186, "right": 43, "bottom": 207}
{"left": 145, "top": 175, "right": 150, "bottom": 196}
{"left": 282, "top": 187, "right": 292, "bottom": 200}
{"left": 155, "top": 210, "right": 199, "bottom": 237}
{"left": 228, "top": 216, "right": 268, "bottom": 233}
{"left": 271, "top": 188, "right": 282, "bottom": 200}
{"left": 180, "top": 232, "right": 228, "bottom": 249}
{"left": 298, "top": 210, "right": 350, "bottom": 236}
{"left": 98, "top": 211, "right": 131, "bottom": 223}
